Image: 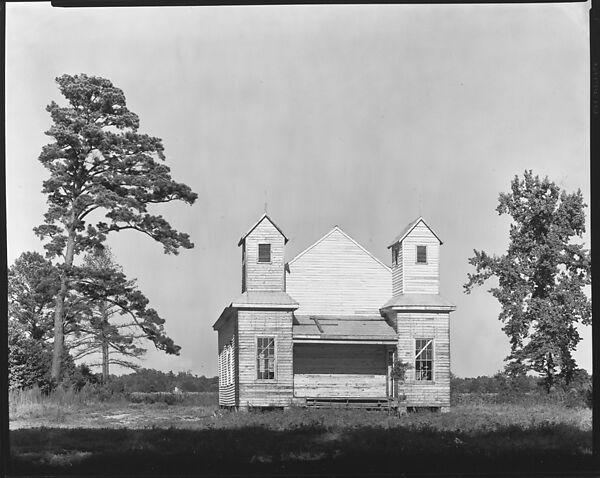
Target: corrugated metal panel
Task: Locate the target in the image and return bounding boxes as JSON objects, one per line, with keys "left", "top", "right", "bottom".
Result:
{"left": 293, "top": 315, "right": 397, "bottom": 339}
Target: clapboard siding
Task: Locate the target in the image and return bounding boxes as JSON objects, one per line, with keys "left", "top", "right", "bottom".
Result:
{"left": 394, "top": 311, "right": 450, "bottom": 407}
{"left": 219, "top": 384, "right": 236, "bottom": 405}
{"left": 217, "top": 316, "right": 237, "bottom": 407}
{"left": 244, "top": 220, "right": 285, "bottom": 292}
{"left": 215, "top": 215, "right": 455, "bottom": 409}
{"left": 293, "top": 343, "right": 387, "bottom": 398}
{"left": 402, "top": 222, "right": 440, "bottom": 294}
{"left": 287, "top": 228, "right": 391, "bottom": 315}
{"left": 238, "top": 310, "right": 293, "bottom": 407}
{"left": 294, "top": 375, "right": 387, "bottom": 398}
{"left": 391, "top": 243, "right": 403, "bottom": 295}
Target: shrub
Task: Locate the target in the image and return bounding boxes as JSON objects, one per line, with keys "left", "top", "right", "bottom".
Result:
{"left": 8, "top": 329, "right": 54, "bottom": 394}
{"left": 584, "top": 385, "right": 593, "bottom": 409}
{"left": 127, "top": 392, "right": 185, "bottom": 405}
{"left": 69, "top": 364, "right": 102, "bottom": 392}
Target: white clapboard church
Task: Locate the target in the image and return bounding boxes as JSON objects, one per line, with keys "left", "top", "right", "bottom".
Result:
{"left": 213, "top": 214, "right": 456, "bottom": 411}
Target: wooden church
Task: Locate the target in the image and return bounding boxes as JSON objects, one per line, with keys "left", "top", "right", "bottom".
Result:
{"left": 213, "top": 214, "right": 456, "bottom": 411}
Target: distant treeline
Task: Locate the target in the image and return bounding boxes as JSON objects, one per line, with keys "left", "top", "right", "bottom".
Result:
{"left": 450, "top": 370, "right": 592, "bottom": 408}
{"left": 451, "top": 369, "right": 591, "bottom": 394}
{"left": 75, "top": 367, "right": 218, "bottom": 394}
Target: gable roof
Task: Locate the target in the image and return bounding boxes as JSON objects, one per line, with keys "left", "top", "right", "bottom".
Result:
{"left": 288, "top": 226, "right": 390, "bottom": 272}
{"left": 238, "top": 213, "right": 289, "bottom": 246}
{"left": 387, "top": 216, "right": 443, "bottom": 248}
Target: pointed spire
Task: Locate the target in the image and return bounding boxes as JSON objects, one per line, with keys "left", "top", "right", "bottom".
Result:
{"left": 264, "top": 190, "right": 268, "bottom": 214}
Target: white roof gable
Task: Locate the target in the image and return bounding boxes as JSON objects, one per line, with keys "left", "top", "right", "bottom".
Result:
{"left": 286, "top": 227, "right": 391, "bottom": 316}
{"left": 289, "top": 226, "right": 390, "bottom": 271}
{"left": 388, "top": 216, "right": 443, "bottom": 248}
{"left": 238, "top": 213, "right": 289, "bottom": 246}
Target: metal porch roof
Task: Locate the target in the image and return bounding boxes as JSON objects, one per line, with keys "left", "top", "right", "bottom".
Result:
{"left": 381, "top": 293, "right": 456, "bottom": 311}
{"left": 293, "top": 315, "right": 397, "bottom": 342}
{"left": 231, "top": 290, "right": 299, "bottom": 308}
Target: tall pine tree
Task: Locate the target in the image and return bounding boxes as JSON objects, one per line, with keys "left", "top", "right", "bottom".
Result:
{"left": 34, "top": 74, "right": 197, "bottom": 381}
{"left": 70, "top": 247, "right": 179, "bottom": 381}
{"left": 464, "top": 171, "right": 591, "bottom": 391}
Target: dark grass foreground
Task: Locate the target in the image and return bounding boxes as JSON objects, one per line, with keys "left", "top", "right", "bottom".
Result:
{"left": 9, "top": 422, "right": 593, "bottom": 475}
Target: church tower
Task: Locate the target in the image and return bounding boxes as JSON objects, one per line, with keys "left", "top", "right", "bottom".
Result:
{"left": 239, "top": 213, "right": 288, "bottom": 292}
{"left": 214, "top": 213, "right": 298, "bottom": 409}
{"left": 381, "top": 217, "right": 456, "bottom": 412}
{"left": 389, "top": 216, "right": 441, "bottom": 295}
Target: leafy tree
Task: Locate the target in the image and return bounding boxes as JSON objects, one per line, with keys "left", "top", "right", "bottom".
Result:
{"left": 464, "top": 171, "right": 591, "bottom": 391}
{"left": 34, "top": 74, "right": 197, "bottom": 380}
{"left": 8, "top": 251, "right": 60, "bottom": 341}
{"left": 8, "top": 317, "right": 78, "bottom": 392}
{"left": 8, "top": 252, "right": 58, "bottom": 391}
{"left": 8, "top": 318, "right": 52, "bottom": 392}
{"left": 69, "top": 247, "right": 179, "bottom": 381}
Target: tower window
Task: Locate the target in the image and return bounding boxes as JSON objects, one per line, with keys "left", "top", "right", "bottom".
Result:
{"left": 416, "top": 245, "right": 427, "bottom": 264}
{"left": 257, "top": 337, "right": 275, "bottom": 380}
{"left": 392, "top": 245, "right": 399, "bottom": 266}
{"left": 415, "top": 339, "right": 433, "bottom": 381}
{"left": 258, "top": 244, "right": 271, "bottom": 263}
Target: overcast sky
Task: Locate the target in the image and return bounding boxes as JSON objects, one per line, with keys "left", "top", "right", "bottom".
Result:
{"left": 6, "top": 2, "right": 591, "bottom": 378}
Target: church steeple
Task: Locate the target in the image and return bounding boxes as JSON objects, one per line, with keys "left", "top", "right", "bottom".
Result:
{"left": 238, "top": 214, "right": 288, "bottom": 292}
{"left": 388, "top": 217, "right": 442, "bottom": 296}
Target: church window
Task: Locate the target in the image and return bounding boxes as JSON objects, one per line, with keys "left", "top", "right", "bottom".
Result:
{"left": 415, "top": 339, "right": 433, "bottom": 381}
{"left": 258, "top": 244, "right": 271, "bottom": 263}
{"left": 257, "top": 337, "right": 275, "bottom": 380}
{"left": 416, "top": 245, "right": 427, "bottom": 264}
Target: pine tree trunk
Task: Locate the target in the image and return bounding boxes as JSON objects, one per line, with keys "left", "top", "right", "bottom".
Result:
{"left": 51, "top": 278, "right": 67, "bottom": 381}
{"left": 102, "top": 340, "right": 109, "bottom": 382}
{"left": 50, "top": 224, "right": 76, "bottom": 382}
{"left": 101, "top": 305, "right": 109, "bottom": 382}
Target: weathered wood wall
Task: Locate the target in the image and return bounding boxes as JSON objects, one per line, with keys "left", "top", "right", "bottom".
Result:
{"left": 391, "top": 243, "right": 404, "bottom": 295}
{"left": 394, "top": 311, "right": 450, "bottom": 407}
{"left": 243, "top": 219, "right": 286, "bottom": 292}
{"left": 401, "top": 222, "right": 440, "bottom": 295}
{"left": 287, "top": 228, "right": 391, "bottom": 315}
{"left": 217, "top": 315, "right": 237, "bottom": 407}
{"left": 293, "top": 343, "right": 387, "bottom": 398}
{"left": 238, "top": 310, "right": 294, "bottom": 407}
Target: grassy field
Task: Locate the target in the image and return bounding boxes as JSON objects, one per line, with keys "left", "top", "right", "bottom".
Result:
{"left": 8, "top": 388, "right": 593, "bottom": 476}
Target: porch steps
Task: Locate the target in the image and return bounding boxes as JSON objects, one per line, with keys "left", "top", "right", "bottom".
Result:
{"left": 305, "top": 397, "right": 396, "bottom": 410}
